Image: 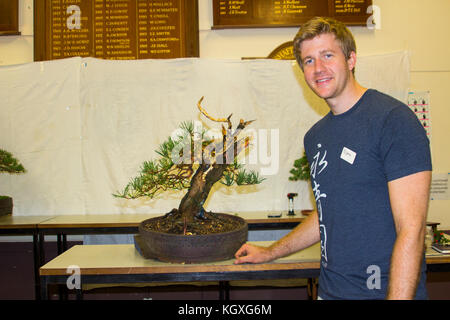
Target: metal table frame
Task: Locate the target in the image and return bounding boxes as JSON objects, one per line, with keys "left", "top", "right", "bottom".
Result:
{"left": 40, "top": 268, "right": 321, "bottom": 300}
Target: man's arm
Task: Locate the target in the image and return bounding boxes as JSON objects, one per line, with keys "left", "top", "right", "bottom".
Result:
{"left": 386, "top": 170, "right": 431, "bottom": 299}
{"left": 234, "top": 210, "right": 320, "bottom": 264}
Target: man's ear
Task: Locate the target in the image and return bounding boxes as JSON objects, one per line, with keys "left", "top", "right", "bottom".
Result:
{"left": 347, "top": 51, "right": 357, "bottom": 73}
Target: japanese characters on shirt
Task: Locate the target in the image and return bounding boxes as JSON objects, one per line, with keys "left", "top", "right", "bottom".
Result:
{"left": 310, "top": 143, "right": 328, "bottom": 266}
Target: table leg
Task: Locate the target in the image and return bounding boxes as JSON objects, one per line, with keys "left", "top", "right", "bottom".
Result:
{"left": 76, "top": 288, "right": 83, "bottom": 300}
{"left": 56, "top": 235, "right": 68, "bottom": 300}
{"left": 57, "top": 234, "right": 62, "bottom": 254}
{"left": 57, "top": 233, "right": 68, "bottom": 255}
{"left": 38, "top": 232, "right": 45, "bottom": 265}
{"left": 32, "top": 233, "right": 41, "bottom": 300}
{"left": 307, "top": 278, "right": 318, "bottom": 300}
{"left": 40, "top": 276, "right": 49, "bottom": 300}
{"left": 62, "top": 234, "right": 68, "bottom": 251}
{"left": 219, "top": 281, "right": 230, "bottom": 300}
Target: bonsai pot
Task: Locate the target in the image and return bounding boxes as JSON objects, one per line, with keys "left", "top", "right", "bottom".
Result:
{"left": 0, "top": 196, "right": 13, "bottom": 216}
{"left": 135, "top": 213, "right": 248, "bottom": 263}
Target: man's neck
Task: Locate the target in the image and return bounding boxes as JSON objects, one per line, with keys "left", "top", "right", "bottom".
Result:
{"left": 326, "top": 81, "right": 367, "bottom": 115}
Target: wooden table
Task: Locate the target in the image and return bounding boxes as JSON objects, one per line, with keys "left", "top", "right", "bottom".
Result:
{"left": 35, "top": 211, "right": 305, "bottom": 299}
{"left": 36, "top": 211, "right": 305, "bottom": 255}
{"left": 426, "top": 247, "right": 450, "bottom": 272}
{"left": 0, "top": 214, "right": 53, "bottom": 233}
{"left": 39, "top": 241, "right": 321, "bottom": 300}
{"left": 0, "top": 214, "right": 53, "bottom": 299}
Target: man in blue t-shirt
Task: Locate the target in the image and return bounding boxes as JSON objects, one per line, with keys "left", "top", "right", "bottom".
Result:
{"left": 234, "top": 17, "right": 432, "bottom": 300}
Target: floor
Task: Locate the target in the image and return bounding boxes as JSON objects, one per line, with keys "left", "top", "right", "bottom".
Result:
{"left": 0, "top": 241, "right": 449, "bottom": 300}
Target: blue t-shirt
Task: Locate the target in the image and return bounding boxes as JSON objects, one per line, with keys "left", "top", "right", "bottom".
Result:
{"left": 304, "top": 89, "right": 432, "bottom": 300}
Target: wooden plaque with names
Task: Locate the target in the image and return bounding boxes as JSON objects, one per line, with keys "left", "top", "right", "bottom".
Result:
{"left": 213, "top": 0, "right": 373, "bottom": 29}
{"left": 34, "top": 0, "right": 199, "bottom": 61}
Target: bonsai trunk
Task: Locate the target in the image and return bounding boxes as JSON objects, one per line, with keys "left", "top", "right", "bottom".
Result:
{"left": 178, "top": 163, "right": 227, "bottom": 222}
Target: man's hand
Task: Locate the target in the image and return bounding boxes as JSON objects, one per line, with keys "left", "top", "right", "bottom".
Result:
{"left": 234, "top": 211, "right": 321, "bottom": 265}
{"left": 234, "top": 243, "right": 273, "bottom": 264}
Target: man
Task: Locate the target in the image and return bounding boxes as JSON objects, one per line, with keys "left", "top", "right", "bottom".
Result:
{"left": 234, "top": 17, "right": 432, "bottom": 300}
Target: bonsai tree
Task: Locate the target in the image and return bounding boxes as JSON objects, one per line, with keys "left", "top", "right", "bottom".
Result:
{"left": 289, "top": 150, "right": 310, "bottom": 182}
{"left": 0, "top": 149, "right": 25, "bottom": 175}
{"left": 114, "top": 97, "right": 264, "bottom": 232}
{"left": 288, "top": 150, "right": 314, "bottom": 215}
{"left": 0, "top": 149, "right": 26, "bottom": 215}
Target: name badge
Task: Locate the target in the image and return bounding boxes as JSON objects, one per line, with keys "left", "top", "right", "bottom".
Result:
{"left": 340, "top": 147, "right": 356, "bottom": 165}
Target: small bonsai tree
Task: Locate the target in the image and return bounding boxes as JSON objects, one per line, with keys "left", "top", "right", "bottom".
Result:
{"left": 288, "top": 151, "right": 314, "bottom": 216}
{"left": 0, "top": 149, "right": 26, "bottom": 196}
{"left": 0, "top": 149, "right": 25, "bottom": 176}
{"left": 114, "top": 97, "right": 264, "bottom": 227}
{"left": 289, "top": 151, "right": 310, "bottom": 182}
{"left": 0, "top": 149, "right": 26, "bottom": 215}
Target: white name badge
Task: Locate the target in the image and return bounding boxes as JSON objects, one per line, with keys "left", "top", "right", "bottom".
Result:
{"left": 340, "top": 147, "right": 357, "bottom": 165}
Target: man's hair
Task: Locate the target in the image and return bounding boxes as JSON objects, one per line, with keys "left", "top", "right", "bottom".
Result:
{"left": 293, "top": 17, "right": 356, "bottom": 74}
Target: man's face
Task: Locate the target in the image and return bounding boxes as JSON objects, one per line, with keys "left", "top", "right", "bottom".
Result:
{"left": 299, "top": 33, "right": 355, "bottom": 103}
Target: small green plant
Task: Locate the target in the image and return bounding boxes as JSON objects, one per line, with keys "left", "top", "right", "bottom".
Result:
{"left": 289, "top": 151, "right": 310, "bottom": 181}
{"left": 0, "top": 149, "right": 26, "bottom": 175}
{"left": 0, "top": 149, "right": 26, "bottom": 204}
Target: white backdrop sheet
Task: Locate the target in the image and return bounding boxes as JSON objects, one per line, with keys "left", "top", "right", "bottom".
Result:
{"left": 0, "top": 52, "right": 410, "bottom": 216}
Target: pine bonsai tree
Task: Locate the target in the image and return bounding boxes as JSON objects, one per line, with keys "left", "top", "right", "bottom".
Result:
{"left": 0, "top": 149, "right": 25, "bottom": 213}
{"left": 0, "top": 149, "right": 26, "bottom": 175}
{"left": 114, "top": 97, "right": 264, "bottom": 226}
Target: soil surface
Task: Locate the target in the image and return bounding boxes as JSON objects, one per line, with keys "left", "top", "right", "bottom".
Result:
{"left": 142, "top": 210, "right": 244, "bottom": 235}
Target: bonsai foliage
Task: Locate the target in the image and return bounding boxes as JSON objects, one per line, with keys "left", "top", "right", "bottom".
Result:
{"left": 289, "top": 151, "right": 310, "bottom": 181}
{"left": 0, "top": 149, "right": 26, "bottom": 199}
{"left": 114, "top": 97, "right": 264, "bottom": 222}
{"left": 0, "top": 149, "right": 26, "bottom": 175}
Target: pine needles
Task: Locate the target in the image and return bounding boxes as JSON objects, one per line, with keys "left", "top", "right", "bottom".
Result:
{"left": 0, "top": 149, "right": 26, "bottom": 174}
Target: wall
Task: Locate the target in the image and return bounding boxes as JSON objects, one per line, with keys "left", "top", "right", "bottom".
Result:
{"left": 0, "top": 0, "right": 449, "bottom": 228}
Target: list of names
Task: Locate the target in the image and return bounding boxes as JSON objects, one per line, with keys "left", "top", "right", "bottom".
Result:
{"left": 334, "top": 0, "right": 366, "bottom": 15}
{"left": 213, "top": 0, "right": 372, "bottom": 28}
{"left": 48, "top": 0, "right": 186, "bottom": 60}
